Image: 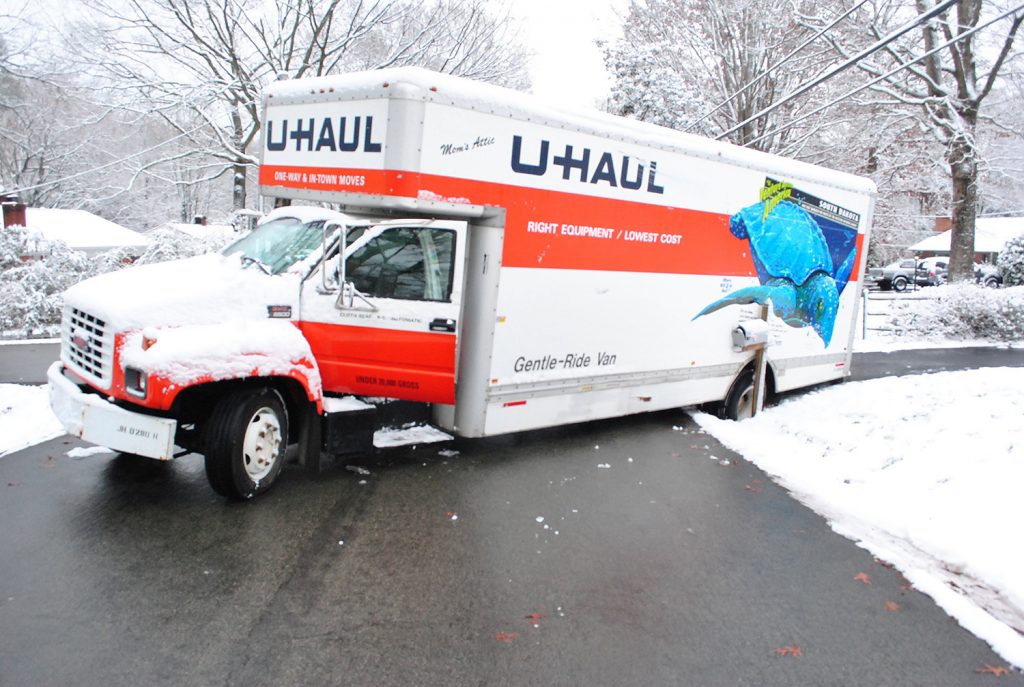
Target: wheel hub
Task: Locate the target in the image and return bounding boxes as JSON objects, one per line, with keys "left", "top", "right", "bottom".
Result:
{"left": 242, "top": 406, "right": 282, "bottom": 481}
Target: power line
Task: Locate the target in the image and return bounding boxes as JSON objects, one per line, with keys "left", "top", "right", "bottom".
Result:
{"left": 716, "top": 0, "right": 959, "bottom": 141}
{"left": 684, "top": 0, "right": 870, "bottom": 133}
{"left": 742, "top": 3, "right": 1024, "bottom": 148}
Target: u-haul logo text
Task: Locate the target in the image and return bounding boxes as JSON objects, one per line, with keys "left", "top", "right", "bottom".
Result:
{"left": 266, "top": 116, "right": 383, "bottom": 153}
{"left": 510, "top": 135, "right": 665, "bottom": 195}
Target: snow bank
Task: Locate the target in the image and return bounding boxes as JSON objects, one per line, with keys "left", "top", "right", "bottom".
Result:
{"left": 0, "top": 384, "right": 63, "bottom": 458}
{"left": 691, "top": 368, "right": 1024, "bottom": 667}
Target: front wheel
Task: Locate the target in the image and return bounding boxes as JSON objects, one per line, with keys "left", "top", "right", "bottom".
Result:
{"left": 204, "top": 388, "right": 288, "bottom": 499}
{"left": 892, "top": 275, "right": 909, "bottom": 292}
{"left": 723, "top": 370, "right": 756, "bottom": 421}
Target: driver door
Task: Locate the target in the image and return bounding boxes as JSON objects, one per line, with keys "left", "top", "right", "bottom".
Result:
{"left": 299, "top": 219, "right": 468, "bottom": 405}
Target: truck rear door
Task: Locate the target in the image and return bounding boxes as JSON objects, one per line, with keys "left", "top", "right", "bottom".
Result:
{"left": 299, "top": 219, "right": 468, "bottom": 405}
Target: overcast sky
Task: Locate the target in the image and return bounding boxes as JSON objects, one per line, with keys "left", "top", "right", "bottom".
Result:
{"left": 508, "top": 0, "right": 629, "bottom": 110}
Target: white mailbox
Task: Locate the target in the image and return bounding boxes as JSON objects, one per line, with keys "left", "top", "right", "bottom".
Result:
{"left": 732, "top": 319, "right": 770, "bottom": 351}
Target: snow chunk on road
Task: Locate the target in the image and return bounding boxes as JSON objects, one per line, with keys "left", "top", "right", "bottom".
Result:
{"left": 0, "top": 385, "right": 62, "bottom": 458}
{"left": 67, "top": 446, "right": 115, "bottom": 458}
{"left": 690, "top": 367, "right": 1024, "bottom": 668}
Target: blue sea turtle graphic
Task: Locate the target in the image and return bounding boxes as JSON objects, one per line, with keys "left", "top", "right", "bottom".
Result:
{"left": 693, "top": 183, "right": 856, "bottom": 347}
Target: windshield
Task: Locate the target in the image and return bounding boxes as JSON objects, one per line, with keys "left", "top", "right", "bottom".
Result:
{"left": 222, "top": 217, "right": 326, "bottom": 274}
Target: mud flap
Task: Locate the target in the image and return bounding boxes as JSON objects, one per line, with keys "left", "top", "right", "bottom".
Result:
{"left": 324, "top": 405, "right": 376, "bottom": 458}
{"left": 299, "top": 398, "right": 377, "bottom": 475}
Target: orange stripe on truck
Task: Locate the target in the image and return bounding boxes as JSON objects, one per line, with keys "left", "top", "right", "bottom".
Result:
{"left": 259, "top": 165, "right": 860, "bottom": 281}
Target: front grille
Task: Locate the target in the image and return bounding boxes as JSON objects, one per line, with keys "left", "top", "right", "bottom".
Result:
{"left": 63, "top": 306, "right": 114, "bottom": 388}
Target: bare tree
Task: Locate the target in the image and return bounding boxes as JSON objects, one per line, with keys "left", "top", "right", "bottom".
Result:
{"left": 70, "top": 0, "right": 531, "bottom": 211}
{"left": 603, "top": 0, "right": 844, "bottom": 153}
{"left": 809, "top": 0, "right": 1024, "bottom": 280}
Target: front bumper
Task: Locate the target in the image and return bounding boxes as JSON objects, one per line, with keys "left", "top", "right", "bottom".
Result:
{"left": 47, "top": 362, "right": 178, "bottom": 460}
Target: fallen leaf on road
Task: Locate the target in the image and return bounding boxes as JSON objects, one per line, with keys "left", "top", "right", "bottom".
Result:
{"left": 854, "top": 572, "right": 872, "bottom": 585}
{"left": 884, "top": 601, "right": 902, "bottom": 612}
{"left": 975, "top": 664, "right": 1009, "bottom": 677}
{"left": 495, "top": 631, "right": 519, "bottom": 643}
{"left": 745, "top": 479, "right": 763, "bottom": 493}
{"left": 774, "top": 645, "right": 801, "bottom": 657}
{"left": 525, "top": 613, "right": 544, "bottom": 624}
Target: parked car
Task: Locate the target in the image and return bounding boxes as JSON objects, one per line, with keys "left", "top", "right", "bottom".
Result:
{"left": 915, "top": 257, "right": 948, "bottom": 287}
{"left": 870, "top": 258, "right": 917, "bottom": 292}
{"left": 975, "top": 264, "right": 1002, "bottom": 288}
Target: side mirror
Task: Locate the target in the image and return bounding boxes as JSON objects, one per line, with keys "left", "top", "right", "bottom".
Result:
{"left": 316, "top": 221, "right": 346, "bottom": 295}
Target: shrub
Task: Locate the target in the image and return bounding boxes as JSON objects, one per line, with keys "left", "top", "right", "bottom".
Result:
{"left": 997, "top": 234, "right": 1024, "bottom": 287}
{"left": 887, "top": 283, "right": 1024, "bottom": 341}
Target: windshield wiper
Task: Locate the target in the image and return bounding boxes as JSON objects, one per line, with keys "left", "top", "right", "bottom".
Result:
{"left": 239, "top": 254, "right": 272, "bottom": 275}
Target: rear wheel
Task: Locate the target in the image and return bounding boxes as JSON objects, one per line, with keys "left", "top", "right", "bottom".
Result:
{"left": 204, "top": 388, "right": 288, "bottom": 499}
{"left": 723, "top": 370, "right": 756, "bottom": 421}
{"left": 892, "top": 275, "right": 909, "bottom": 292}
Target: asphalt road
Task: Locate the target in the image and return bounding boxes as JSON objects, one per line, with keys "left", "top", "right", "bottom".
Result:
{"left": 1, "top": 347, "right": 1022, "bottom": 686}
{"left": 0, "top": 340, "right": 58, "bottom": 385}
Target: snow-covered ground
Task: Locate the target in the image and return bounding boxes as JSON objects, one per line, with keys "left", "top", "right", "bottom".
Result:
{"left": 0, "top": 384, "right": 63, "bottom": 458}
{"left": 691, "top": 368, "right": 1024, "bottom": 669}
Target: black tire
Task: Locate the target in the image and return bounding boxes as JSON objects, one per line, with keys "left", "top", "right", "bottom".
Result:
{"left": 984, "top": 277, "right": 999, "bottom": 288}
{"left": 203, "top": 388, "right": 288, "bottom": 499}
{"left": 892, "top": 275, "right": 909, "bottom": 292}
{"left": 723, "top": 369, "right": 756, "bottom": 421}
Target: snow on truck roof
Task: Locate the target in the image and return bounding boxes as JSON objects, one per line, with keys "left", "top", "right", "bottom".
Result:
{"left": 265, "top": 67, "right": 877, "bottom": 197}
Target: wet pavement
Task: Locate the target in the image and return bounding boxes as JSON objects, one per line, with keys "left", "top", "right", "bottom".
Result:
{"left": 1, "top": 347, "right": 1022, "bottom": 686}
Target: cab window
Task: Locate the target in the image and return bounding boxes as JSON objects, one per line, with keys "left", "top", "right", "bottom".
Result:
{"left": 346, "top": 228, "right": 455, "bottom": 301}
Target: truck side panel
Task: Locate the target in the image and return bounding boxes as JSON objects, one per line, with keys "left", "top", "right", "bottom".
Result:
{"left": 260, "top": 75, "right": 875, "bottom": 437}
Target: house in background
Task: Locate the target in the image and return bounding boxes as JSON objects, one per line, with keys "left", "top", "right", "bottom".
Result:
{"left": 910, "top": 217, "right": 1024, "bottom": 263}
{"left": 2, "top": 201, "right": 151, "bottom": 258}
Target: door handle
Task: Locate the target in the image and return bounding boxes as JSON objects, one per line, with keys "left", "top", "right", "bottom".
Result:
{"left": 429, "top": 318, "right": 457, "bottom": 333}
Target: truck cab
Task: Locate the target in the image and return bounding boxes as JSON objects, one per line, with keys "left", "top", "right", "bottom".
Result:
{"left": 49, "top": 206, "right": 470, "bottom": 499}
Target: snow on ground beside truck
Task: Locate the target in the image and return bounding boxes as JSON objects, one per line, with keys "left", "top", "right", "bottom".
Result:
{"left": 691, "top": 368, "right": 1024, "bottom": 669}
{"left": 0, "top": 384, "right": 63, "bottom": 458}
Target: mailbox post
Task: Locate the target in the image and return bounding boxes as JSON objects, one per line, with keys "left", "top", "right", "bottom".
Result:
{"left": 731, "top": 304, "right": 771, "bottom": 417}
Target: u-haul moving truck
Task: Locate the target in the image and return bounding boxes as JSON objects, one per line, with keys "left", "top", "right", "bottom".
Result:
{"left": 48, "top": 67, "right": 875, "bottom": 499}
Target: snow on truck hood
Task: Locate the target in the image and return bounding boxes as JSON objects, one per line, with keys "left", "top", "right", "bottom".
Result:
{"left": 63, "top": 253, "right": 299, "bottom": 331}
